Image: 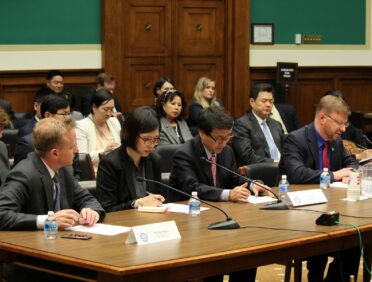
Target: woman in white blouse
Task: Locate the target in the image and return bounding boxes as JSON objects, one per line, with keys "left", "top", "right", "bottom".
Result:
{"left": 76, "top": 88, "right": 121, "bottom": 173}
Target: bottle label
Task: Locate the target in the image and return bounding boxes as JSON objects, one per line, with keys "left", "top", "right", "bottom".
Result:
{"left": 279, "top": 184, "right": 288, "bottom": 193}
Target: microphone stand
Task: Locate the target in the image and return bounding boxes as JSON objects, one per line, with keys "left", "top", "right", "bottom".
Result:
{"left": 200, "top": 157, "right": 288, "bottom": 210}
{"left": 136, "top": 177, "right": 240, "bottom": 230}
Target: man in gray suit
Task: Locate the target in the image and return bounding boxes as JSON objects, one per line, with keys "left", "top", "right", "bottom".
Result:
{"left": 0, "top": 117, "right": 104, "bottom": 230}
{"left": 232, "top": 83, "right": 284, "bottom": 166}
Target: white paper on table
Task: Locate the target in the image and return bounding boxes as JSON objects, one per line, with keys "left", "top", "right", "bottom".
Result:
{"left": 162, "top": 203, "right": 209, "bottom": 214}
{"left": 66, "top": 223, "right": 131, "bottom": 236}
{"left": 330, "top": 182, "right": 348, "bottom": 189}
{"left": 247, "top": 195, "right": 277, "bottom": 204}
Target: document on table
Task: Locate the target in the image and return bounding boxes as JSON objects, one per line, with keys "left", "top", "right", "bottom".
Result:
{"left": 66, "top": 223, "right": 131, "bottom": 236}
{"left": 163, "top": 203, "right": 209, "bottom": 214}
{"left": 330, "top": 182, "right": 348, "bottom": 189}
{"left": 247, "top": 195, "right": 277, "bottom": 204}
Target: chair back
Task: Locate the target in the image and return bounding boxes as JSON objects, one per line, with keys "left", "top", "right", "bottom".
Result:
{"left": 0, "top": 129, "right": 19, "bottom": 158}
{"left": 153, "top": 144, "right": 182, "bottom": 173}
{"left": 239, "top": 162, "right": 280, "bottom": 187}
{"left": 78, "top": 153, "right": 96, "bottom": 181}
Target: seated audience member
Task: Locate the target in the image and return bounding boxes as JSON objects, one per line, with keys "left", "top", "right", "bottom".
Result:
{"left": 13, "top": 95, "right": 73, "bottom": 167}
{"left": 188, "top": 77, "right": 224, "bottom": 129}
{"left": 0, "top": 98, "right": 15, "bottom": 120}
{"left": 271, "top": 103, "right": 301, "bottom": 134}
{"left": 0, "top": 118, "right": 105, "bottom": 281}
{"left": 280, "top": 95, "right": 360, "bottom": 282}
{"left": 155, "top": 89, "right": 193, "bottom": 145}
{"left": 170, "top": 106, "right": 272, "bottom": 282}
{"left": 80, "top": 73, "right": 124, "bottom": 120}
{"left": 76, "top": 88, "right": 121, "bottom": 173}
{"left": 36, "top": 69, "right": 76, "bottom": 110}
{"left": 232, "top": 83, "right": 283, "bottom": 166}
{"left": 97, "top": 106, "right": 165, "bottom": 212}
{"left": 0, "top": 108, "right": 11, "bottom": 186}
{"left": 18, "top": 92, "right": 49, "bottom": 138}
{"left": 152, "top": 76, "right": 174, "bottom": 104}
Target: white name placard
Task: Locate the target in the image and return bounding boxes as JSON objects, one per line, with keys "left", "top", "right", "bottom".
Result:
{"left": 125, "top": 220, "right": 181, "bottom": 245}
{"left": 287, "top": 189, "right": 328, "bottom": 207}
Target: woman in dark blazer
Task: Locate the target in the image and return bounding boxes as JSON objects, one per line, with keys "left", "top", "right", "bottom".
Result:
{"left": 96, "top": 106, "right": 166, "bottom": 212}
{"left": 188, "top": 77, "right": 224, "bottom": 130}
{"left": 155, "top": 90, "right": 193, "bottom": 145}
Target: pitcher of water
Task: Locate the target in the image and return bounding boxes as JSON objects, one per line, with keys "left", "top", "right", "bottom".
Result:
{"left": 360, "top": 163, "right": 372, "bottom": 198}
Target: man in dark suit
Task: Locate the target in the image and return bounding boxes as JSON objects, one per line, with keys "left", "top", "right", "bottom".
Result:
{"left": 232, "top": 83, "right": 284, "bottom": 166}
{"left": 36, "top": 69, "right": 76, "bottom": 110}
{"left": 0, "top": 117, "right": 104, "bottom": 281}
{"left": 14, "top": 95, "right": 71, "bottom": 166}
{"left": 280, "top": 95, "right": 359, "bottom": 281}
{"left": 272, "top": 103, "right": 301, "bottom": 134}
{"left": 170, "top": 107, "right": 271, "bottom": 282}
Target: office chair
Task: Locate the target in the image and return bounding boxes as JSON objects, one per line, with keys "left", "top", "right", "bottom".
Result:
{"left": 1, "top": 129, "right": 19, "bottom": 158}
{"left": 153, "top": 144, "right": 182, "bottom": 183}
{"left": 238, "top": 162, "right": 280, "bottom": 187}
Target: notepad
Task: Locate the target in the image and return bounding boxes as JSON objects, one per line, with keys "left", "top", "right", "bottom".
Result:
{"left": 138, "top": 206, "right": 168, "bottom": 213}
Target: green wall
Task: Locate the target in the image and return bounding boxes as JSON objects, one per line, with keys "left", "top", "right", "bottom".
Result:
{"left": 0, "top": 0, "right": 101, "bottom": 44}
{"left": 251, "top": 0, "right": 366, "bottom": 44}
{"left": 0, "top": 1, "right": 366, "bottom": 45}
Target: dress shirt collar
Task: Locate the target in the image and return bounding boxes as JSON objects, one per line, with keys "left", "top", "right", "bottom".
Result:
{"left": 252, "top": 111, "right": 266, "bottom": 125}
{"left": 41, "top": 159, "right": 56, "bottom": 179}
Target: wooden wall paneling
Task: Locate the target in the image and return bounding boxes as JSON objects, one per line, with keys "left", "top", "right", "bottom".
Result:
{"left": 125, "top": 0, "right": 171, "bottom": 57}
{"left": 177, "top": 0, "right": 224, "bottom": 56}
{"left": 0, "top": 70, "right": 99, "bottom": 115}
{"left": 176, "top": 57, "right": 224, "bottom": 105}
{"left": 226, "top": 0, "right": 250, "bottom": 117}
{"left": 339, "top": 80, "right": 372, "bottom": 112}
{"left": 102, "top": 0, "right": 125, "bottom": 108}
{"left": 295, "top": 79, "right": 335, "bottom": 124}
{"left": 124, "top": 57, "right": 172, "bottom": 108}
{"left": 103, "top": 0, "right": 250, "bottom": 115}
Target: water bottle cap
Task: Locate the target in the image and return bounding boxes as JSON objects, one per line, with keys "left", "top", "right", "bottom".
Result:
{"left": 324, "top": 168, "right": 329, "bottom": 172}
{"left": 281, "top": 175, "right": 287, "bottom": 180}
{"left": 191, "top": 191, "right": 198, "bottom": 196}
{"left": 47, "top": 211, "right": 55, "bottom": 216}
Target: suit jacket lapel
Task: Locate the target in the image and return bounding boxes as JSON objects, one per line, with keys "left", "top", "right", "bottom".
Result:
{"left": 306, "top": 124, "right": 320, "bottom": 170}
{"left": 161, "top": 118, "right": 178, "bottom": 144}
{"left": 249, "top": 112, "right": 270, "bottom": 156}
{"left": 30, "top": 153, "right": 55, "bottom": 211}
{"left": 120, "top": 147, "right": 138, "bottom": 199}
{"left": 193, "top": 136, "right": 214, "bottom": 186}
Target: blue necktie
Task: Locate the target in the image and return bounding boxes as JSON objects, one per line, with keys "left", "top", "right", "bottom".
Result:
{"left": 53, "top": 174, "right": 61, "bottom": 212}
{"left": 261, "top": 120, "right": 280, "bottom": 160}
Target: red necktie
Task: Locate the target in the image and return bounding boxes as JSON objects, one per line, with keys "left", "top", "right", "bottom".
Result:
{"left": 210, "top": 154, "right": 217, "bottom": 187}
{"left": 323, "top": 142, "right": 329, "bottom": 169}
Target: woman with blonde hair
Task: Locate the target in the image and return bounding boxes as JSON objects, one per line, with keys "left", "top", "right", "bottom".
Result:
{"left": 188, "top": 77, "right": 224, "bottom": 128}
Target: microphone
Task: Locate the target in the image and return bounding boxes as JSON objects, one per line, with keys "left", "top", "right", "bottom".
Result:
{"left": 136, "top": 177, "right": 240, "bottom": 230}
{"left": 200, "top": 157, "right": 288, "bottom": 210}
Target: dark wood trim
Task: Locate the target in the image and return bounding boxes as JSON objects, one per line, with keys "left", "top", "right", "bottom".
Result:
{"left": 0, "top": 69, "right": 101, "bottom": 114}
{"left": 250, "top": 66, "right": 372, "bottom": 124}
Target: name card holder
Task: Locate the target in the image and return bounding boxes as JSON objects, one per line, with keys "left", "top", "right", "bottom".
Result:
{"left": 287, "top": 189, "right": 328, "bottom": 207}
{"left": 125, "top": 220, "right": 181, "bottom": 245}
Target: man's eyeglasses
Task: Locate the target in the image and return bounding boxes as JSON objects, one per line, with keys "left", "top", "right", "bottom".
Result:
{"left": 208, "top": 134, "right": 233, "bottom": 144}
{"left": 54, "top": 112, "right": 72, "bottom": 117}
{"left": 139, "top": 136, "right": 160, "bottom": 146}
{"left": 324, "top": 113, "right": 350, "bottom": 128}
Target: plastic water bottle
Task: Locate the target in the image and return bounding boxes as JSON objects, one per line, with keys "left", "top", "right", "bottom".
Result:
{"left": 44, "top": 211, "right": 58, "bottom": 239}
{"left": 189, "top": 191, "right": 201, "bottom": 216}
{"left": 278, "top": 175, "right": 290, "bottom": 201}
{"left": 320, "top": 168, "right": 331, "bottom": 189}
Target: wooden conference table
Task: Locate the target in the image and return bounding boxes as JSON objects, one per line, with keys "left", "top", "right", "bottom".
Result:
{"left": 1, "top": 185, "right": 372, "bottom": 282}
